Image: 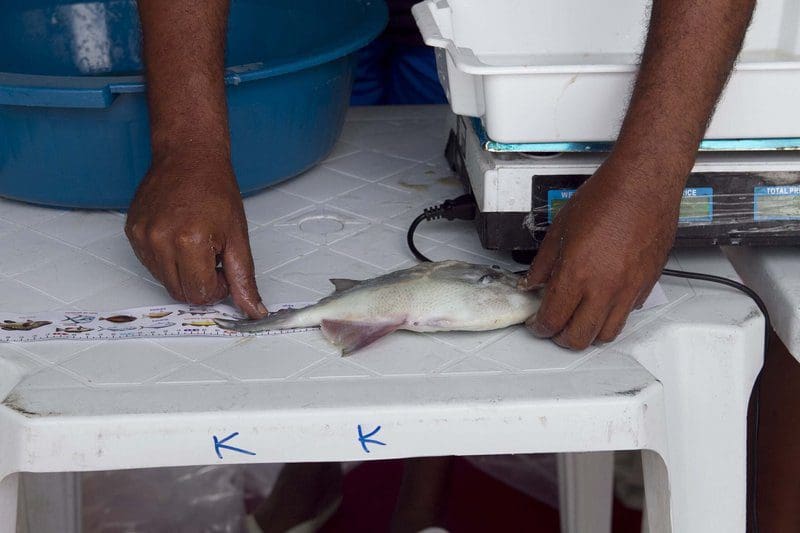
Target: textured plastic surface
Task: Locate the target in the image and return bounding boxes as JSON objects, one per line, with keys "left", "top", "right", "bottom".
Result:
{"left": 0, "top": 0, "right": 388, "bottom": 208}
{"left": 413, "top": 0, "right": 800, "bottom": 143}
{"left": 0, "top": 106, "right": 763, "bottom": 532}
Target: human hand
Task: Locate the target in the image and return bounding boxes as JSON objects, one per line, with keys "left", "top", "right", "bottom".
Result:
{"left": 125, "top": 153, "right": 267, "bottom": 319}
{"left": 519, "top": 155, "right": 683, "bottom": 349}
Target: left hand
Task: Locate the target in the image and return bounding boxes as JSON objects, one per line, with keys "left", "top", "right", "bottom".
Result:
{"left": 519, "top": 154, "right": 683, "bottom": 350}
{"left": 125, "top": 152, "right": 266, "bottom": 318}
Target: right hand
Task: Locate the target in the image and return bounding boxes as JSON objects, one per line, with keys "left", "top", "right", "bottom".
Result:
{"left": 125, "top": 153, "right": 267, "bottom": 319}
{"left": 519, "top": 154, "right": 681, "bottom": 350}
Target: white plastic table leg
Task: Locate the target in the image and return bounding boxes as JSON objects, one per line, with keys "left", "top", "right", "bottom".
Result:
{"left": 0, "top": 473, "right": 19, "bottom": 533}
{"left": 19, "top": 473, "right": 81, "bottom": 533}
{"left": 633, "top": 321, "right": 762, "bottom": 533}
{"left": 558, "top": 452, "right": 614, "bottom": 533}
{"left": 641, "top": 500, "right": 650, "bottom": 533}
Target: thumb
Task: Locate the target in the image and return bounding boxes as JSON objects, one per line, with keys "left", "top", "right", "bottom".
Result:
{"left": 519, "top": 230, "right": 561, "bottom": 290}
{"left": 222, "top": 234, "right": 267, "bottom": 319}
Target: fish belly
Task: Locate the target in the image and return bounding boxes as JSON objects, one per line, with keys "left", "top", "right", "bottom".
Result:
{"left": 403, "top": 290, "right": 539, "bottom": 333}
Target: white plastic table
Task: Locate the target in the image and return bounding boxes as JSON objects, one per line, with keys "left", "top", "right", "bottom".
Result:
{"left": 0, "top": 105, "right": 763, "bottom": 533}
{"left": 726, "top": 247, "right": 800, "bottom": 360}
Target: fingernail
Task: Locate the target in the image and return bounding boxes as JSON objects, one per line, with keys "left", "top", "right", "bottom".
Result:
{"left": 552, "top": 336, "right": 568, "bottom": 349}
{"left": 518, "top": 277, "right": 545, "bottom": 291}
{"left": 525, "top": 314, "right": 547, "bottom": 338}
{"left": 257, "top": 302, "right": 268, "bottom": 316}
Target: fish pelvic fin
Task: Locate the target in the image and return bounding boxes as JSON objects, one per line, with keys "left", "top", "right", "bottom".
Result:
{"left": 329, "top": 278, "right": 361, "bottom": 293}
{"left": 320, "top": 318, "right": 405, "bottom": 356}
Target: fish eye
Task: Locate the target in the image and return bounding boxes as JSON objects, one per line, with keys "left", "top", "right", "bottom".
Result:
{"left": 491, "top": 265, "right": 501, "bottom": 270}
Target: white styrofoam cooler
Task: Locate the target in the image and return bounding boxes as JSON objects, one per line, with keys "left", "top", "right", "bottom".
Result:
{"left": 412, "top": 0, "right": 800, "bottom": 143}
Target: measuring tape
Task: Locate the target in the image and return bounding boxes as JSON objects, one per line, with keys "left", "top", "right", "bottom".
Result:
{"left": 0, "top": 303, "right": 315, "bottom": 343}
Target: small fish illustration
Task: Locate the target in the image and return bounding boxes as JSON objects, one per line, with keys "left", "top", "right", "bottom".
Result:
{"left": 100, "top": 315, "right": 137, "bottom": 323}
{"left": 140, "top": 321, "right": 176, "bottom": 329}
{"left": 178, "top": 308, "right": 219, "bottom": 316}
{"left": 56, "top": 326, "right": 94, "bottom": 333}
{"left": 62, "top": 314, "right": 96, "bottom": 324}
{"left": 143, "top": 311, "right": 173, "bottom": 319}
{"left": 182, "top": 320, "right": 218, "bottom": 327}
{"left": 99, "top": 324, "right": 138, "bottom": 332}
{"left": 1, "top": 320, "right": 52, "bottom": 331}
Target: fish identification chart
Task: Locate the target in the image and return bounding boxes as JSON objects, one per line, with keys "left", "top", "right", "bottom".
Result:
{"left": 0, "top": 304, "right": 315, "bottom": 343}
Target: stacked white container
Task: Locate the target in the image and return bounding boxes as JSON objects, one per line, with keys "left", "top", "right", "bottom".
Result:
{"left": 413, "top": 0, "right": 800, "bottom": 143}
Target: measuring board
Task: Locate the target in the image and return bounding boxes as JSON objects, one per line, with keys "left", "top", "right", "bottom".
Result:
{"left": 0, "top": 303, "right": 315, "bottom": 343}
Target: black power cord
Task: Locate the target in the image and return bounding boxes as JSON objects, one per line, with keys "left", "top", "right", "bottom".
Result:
{"left": 407, "top": 196, "right": 769, "bottom": 533}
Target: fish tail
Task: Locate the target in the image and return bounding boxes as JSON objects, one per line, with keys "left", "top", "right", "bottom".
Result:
{"left": 213, "top": 308, "right": 309, "bottom": 333}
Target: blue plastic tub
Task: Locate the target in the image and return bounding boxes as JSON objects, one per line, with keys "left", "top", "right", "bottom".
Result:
{"left": 0, "top": 0, "right": 387, "bottom": 209}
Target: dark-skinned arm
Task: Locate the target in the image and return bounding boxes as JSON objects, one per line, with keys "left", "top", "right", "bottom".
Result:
{"left": 126, "top": 0, "right": 267, "bottom": 318}
{"left": 521, "top": 0, "right": 756, "bottom": 349}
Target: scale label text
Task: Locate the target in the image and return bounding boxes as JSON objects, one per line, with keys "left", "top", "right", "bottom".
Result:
{"left": 679, "top": 187, "right": 713, "bottom": 223}
{"left": 754, "top": 186, "right": 800, "bottom": 221}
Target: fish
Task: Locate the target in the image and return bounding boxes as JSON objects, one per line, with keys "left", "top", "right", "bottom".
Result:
{"left": 143, "top": 311, "right": 173, "bottom": 319}
{"left": 1, "top": 320, "right": 52, "bottom": 331}
{"left": 178, "top": 308, "right": 218, "bottom": 316}
{"left": 62, "top": 314, "right": 96, "bottom": 324}
{"left": 99, "top": 324, "right": 138, "bottom": 332}
{"left": 55, "top": 326, "right": 93, "bottom": 333}
{"left": 182, "top": 320, "right": 218, "bottom": 327}
{"left": 100, "top": 315, "right": 137, "bottom": 323}
{"left": 214, "top": 260, "right": 541, "bottom": 355}
{"left": 140, "top": 321, "right": 176, "bottom": 329}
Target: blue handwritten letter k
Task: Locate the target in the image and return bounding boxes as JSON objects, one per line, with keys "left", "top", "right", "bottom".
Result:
{"left": 214, "top": 432, "right": 256, "bottom": 459}
{"left": 357, "top": 424, "right": 386, "bottom": 453}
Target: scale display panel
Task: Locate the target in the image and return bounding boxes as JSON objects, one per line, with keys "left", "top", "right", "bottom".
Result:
{"left": 679, "top": 188, "right": 714, "bottom": 222}
{"left": 533, "top": 174, "right": 800, "bottom": 249}
{"left": 548, "top": 187, "right": 718, "bottom": 224}
{"left": 753, "top": 186, "right": 800, "bottom": 221}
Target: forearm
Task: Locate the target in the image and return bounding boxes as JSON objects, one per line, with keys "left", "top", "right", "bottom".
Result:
{"left": 613, "top": 0, "right": 756, "bottom": 184}
{"left": 137, "top": 0, "right": 231, "bottom": 165}
{"left": 523, "top": 1, "right": 756, "bottom": 349}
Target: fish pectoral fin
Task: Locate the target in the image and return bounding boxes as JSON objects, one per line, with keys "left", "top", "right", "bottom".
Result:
{"left": 320, "top": 319, "right": 405, "bottom": 356}
{"left": 328, "top": 278, "right": 361, "bottom": 293}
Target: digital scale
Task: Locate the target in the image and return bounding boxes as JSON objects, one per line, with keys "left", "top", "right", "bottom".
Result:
{"left": 445, "top": 115, "right": 800, "bottom": 253}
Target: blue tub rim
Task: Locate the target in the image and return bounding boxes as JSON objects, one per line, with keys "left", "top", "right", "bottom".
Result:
{"left": 0, "top": 0, "right": 388, "bottom": 109}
